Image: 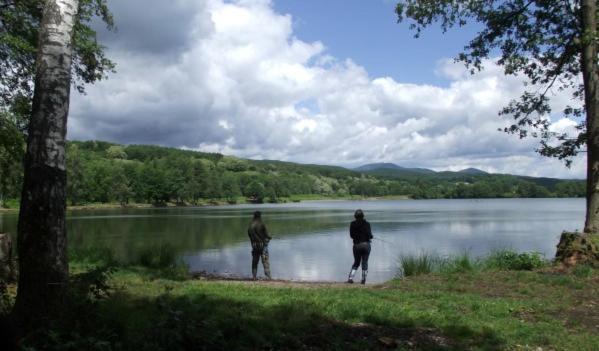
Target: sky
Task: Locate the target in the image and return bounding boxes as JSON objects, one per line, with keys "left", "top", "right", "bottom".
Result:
{"left": 68, "top": 0, "right": 585, "bottom": 179}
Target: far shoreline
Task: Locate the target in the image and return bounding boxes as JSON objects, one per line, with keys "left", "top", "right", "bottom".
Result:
{"left": 0, "top": 195, "right": 583, "bottom": 213}
{"left": 0, "top": 194, "right": 414, "bottom": 212}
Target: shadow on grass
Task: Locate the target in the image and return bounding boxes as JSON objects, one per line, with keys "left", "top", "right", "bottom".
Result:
{"left": 120, "top": 265, "right": 191, "bottom": 282}
{"left": 12, "top": 251, "right": 507, "bottom": 350}
{"left": 92, "top": 289, "right": 504, "bottom": 351}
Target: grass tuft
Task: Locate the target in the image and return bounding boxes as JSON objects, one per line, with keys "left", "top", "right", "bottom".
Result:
{"left": 398, "top": 252, "right": 439, "bottom": 277}
{"left": 441, "top": 252, "right": 479, "bottom": 274}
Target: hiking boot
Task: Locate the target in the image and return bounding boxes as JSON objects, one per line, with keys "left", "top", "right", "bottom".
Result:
{"left": 347, "top": 269, "right": 356, "bottom": 283}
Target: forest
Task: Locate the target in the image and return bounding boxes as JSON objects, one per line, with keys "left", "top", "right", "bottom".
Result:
{"left": 0, "top": 139, "right": 584, "bottom": 208}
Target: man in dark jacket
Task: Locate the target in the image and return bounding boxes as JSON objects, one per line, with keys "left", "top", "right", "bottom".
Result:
{"left": 347, "top": 209, "right": 373, "bottom": 284}
{"left": 248, "top": 211, "right": 272, "bottom": 280}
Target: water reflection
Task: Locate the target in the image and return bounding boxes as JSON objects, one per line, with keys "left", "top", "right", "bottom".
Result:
{"left": 0, "top": 198, "right": 585, "bottom": 283}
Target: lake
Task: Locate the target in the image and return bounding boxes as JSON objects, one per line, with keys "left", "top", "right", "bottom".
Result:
{"left": 0, "top": 198, "right": 584, "bottom": 283}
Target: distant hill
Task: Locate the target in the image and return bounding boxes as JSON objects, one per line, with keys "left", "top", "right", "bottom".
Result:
{"left": 457, "top": 168, "right": 489, "bottom": 175}
{"left": 352, "top": 163, "right": 580, "bottom": 191}
{"left": 354, "top": 163, "right": 403, "bottom": 171}
{"left": 354, "top": 163, "right": 489, "bottom": 176}
{"left": 353, "top": 163, "right": 436, "bottom": 177}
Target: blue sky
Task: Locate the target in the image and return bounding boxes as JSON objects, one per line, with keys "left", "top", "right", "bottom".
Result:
{"left": 70, "top": 0, "right": 584, "bottom": 179}
{"left": 273, "top": 0, "right": 480, "bottom": 85}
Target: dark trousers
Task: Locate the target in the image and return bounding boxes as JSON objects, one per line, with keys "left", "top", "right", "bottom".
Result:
{"left": 352, "top": 242, "right": 371, "bottom": 270}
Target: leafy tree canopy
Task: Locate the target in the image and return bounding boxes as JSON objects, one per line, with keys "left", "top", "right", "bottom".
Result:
{"left": 0, "top": 0, "right": 115, "bottom": 122}
{"left": 396, "top": 0, "right": 595, "bottom": 165}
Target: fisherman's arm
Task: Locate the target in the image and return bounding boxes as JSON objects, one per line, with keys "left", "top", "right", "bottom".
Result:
{"left": 262, "top": 224, "right": 272, "bottom": 242}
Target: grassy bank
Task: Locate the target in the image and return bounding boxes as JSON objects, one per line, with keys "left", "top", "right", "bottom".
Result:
{"left": 3, "top": 254, "right": 597, "bottom": 350}
{"left": 398, "top": 250, "right": 548, "bottom": 277}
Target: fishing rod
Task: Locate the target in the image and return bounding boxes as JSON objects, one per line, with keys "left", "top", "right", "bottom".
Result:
{"left": 372, "top": 235, "right": 400, "bottom": 248}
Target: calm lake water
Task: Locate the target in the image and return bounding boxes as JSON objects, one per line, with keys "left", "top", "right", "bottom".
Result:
{"left": 0, "top": 198, "right": 584, "bottom": 283}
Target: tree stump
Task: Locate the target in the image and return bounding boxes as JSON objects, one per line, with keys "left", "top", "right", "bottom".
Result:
{"left": 555, "top": 231, "right": 599, "bottom": 267}
{"left": 0, "top": 233, "right": 15, "bottom": 281}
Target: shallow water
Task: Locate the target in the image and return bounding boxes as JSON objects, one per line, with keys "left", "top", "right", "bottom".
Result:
{"left": 0, "top": 198, "right": 584, "bottom": 283}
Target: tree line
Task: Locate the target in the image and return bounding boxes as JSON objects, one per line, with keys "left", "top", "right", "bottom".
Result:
{"left": 0, "top": 139, "right": 581, "bottom": 208}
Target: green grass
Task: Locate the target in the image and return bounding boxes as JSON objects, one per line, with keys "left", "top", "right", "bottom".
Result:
{"left": 5, "top": 250, "right": 598, "bottom": 350}
{"left": 440, "top": 252, "right": 479, "bottom": 274}
{"left": 0, "top": 198, "right": 19, "bottom": 209}
{"left": 65, "top": 267, "right": 599, "bottom": 350}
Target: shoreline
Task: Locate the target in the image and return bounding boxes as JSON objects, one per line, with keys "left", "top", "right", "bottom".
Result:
{"left": 0, "top": 195, "right": 583, "bottom": 213}
{"left": 0, "top": 195, "right": 413, "bottom": 212}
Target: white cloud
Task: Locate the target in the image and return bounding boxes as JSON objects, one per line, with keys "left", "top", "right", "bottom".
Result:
{"left": 69, "top": 0, "right": 585, "bottom": 179}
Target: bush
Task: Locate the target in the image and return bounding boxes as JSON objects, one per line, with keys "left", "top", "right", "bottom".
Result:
{"left": 485, "top": 250, "right": 546, "bottom": 271}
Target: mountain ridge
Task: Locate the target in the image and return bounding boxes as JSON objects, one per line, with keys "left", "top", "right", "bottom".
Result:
{"left": 353, "top": 163, "right": 489, "bottom": 177}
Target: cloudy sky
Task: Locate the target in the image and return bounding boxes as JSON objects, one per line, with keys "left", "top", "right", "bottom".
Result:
{"left": 68, "top": 0, "right": 585, "bottom": 179}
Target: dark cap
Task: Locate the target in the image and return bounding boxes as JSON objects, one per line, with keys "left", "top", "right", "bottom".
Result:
{"left": 253, "top": 211, "right": 262, "bottom": 218}
{"left": 354, "top": 209, "right": 364, "bottom": 219}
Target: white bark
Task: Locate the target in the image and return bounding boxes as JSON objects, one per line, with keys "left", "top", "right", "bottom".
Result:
{"left": 13, "top": 0, "right": 79, "bottom": 330}
{"left": 27, "top": 0, "right": 78, "bottom": 171}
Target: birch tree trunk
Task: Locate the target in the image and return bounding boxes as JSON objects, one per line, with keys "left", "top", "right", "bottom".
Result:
{"left": 581, "top": 0, "right": 599, "bottom": 233}
{"left": 12, "top": 0, "right": 79, "bottom": 330}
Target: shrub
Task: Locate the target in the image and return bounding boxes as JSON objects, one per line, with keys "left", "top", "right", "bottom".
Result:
{"left": 485, "top": 250, "right": 546, "bottom": 271}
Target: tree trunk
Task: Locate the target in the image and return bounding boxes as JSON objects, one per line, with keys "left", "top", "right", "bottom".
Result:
{"left": 12, "top": 0, "right": 79, "bottom": 331}
{"left": 582, "top": 0, "right": 599, "bottom": 233}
